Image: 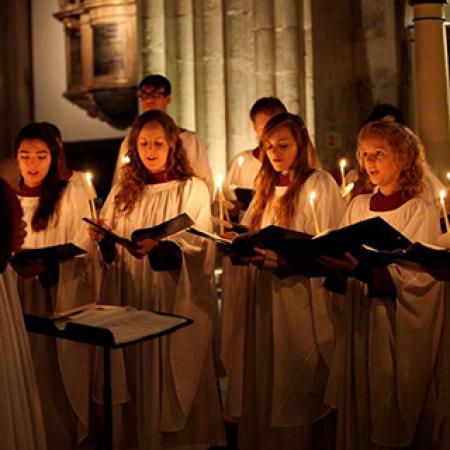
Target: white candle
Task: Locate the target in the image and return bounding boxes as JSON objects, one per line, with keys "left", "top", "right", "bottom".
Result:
{"left": 85, "top": 172, "right": 98, "bottom": 221}
{"left": 237, "top": 155, "right": 244, "bottom": 168}
{"left": 309, "top": 191, "right": 321, "bottom": 235}
{"left": 440, "top": 189, "right": 450, "bottom": 232}
{"left": 217, "top": 174, "right": 224, "bottom": 234}
{"left": 339, "top": 159, "right": 347, "bottom": 191}
{"left": 121, "top": 155, "right": 131, "bottom": 165}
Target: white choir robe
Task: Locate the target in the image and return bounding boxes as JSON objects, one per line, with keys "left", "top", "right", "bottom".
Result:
{"left": 221, "top": 170, "right": 346, "bottom": 450}
{"left": 434, "top": 275, "right": 450, "bottom": 448}
{"left": 17, "top": 178, "right": 95, "bottom": 449}
{"left": 114, "top": 131, "right": 214, "bottom": 196}
{"left": 0, "top": 265, "right": 47, "bottom": 450}
{"left": 98, "top": 177, "right": 225, "bottom": 450}
{"left": 223, "top": 149, "right": 261, "bottom": 201}
{"left": 326, "top": 194, "right": 444, "bottom": 449}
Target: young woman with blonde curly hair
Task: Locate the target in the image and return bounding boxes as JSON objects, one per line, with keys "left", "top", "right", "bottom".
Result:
{"left": 220, "top": 112, "right": 345, "bottom": 450}
{"left": 323, "top": 120, "right": 444, "bottom": 450}
{"left": 90, "top": 109, "right": 224, "bottom": 450}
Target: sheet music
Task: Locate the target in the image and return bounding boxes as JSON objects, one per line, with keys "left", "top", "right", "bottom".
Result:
{"left": 54, "top": 306, "right": 189, "bottom": 345}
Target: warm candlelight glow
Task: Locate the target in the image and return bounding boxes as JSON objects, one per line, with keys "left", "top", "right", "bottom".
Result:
{"left": 339, "top": 159, "right": 347, "bottom": 191}
{"left": 446, "top": 172, "right": 450, "bottom": 182}
{"left": 440, "top": 189, "right": 450, "bottom": 232}
{"left": 85, "top": 172, "right": 98, "bottom": 220}
{"left": 309, "top": 191, "right": 320, "bottom": 235}
{"left": 217, "top": 174, "right": 224, "bottom": 192}
{"left": 121, "top": 155, "right": 131, "bottom": 165}
{"left": 237, "top": 156, "right": 245, "bottom": 168}
{"left": 217, "top": 174, "right": 224, "bottom": 234}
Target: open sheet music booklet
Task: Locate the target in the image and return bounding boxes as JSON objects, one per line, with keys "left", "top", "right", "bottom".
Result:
{"left": 190, "top": 217, "right": 410, "bottom": 259}
{"left": 53, "top": 305, "right": 190, "bottom": 346}
{"left": 12, "top": 243, "right": 86, "bottom": 264}
{"left": 83, "top": 213, "right": 194, "bottom": 249}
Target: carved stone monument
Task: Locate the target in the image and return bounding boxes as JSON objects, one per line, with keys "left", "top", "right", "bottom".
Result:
{"left": 55, "top": 0, "right": 138, "bottom": 128}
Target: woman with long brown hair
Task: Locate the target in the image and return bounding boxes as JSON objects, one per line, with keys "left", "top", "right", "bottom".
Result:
{"left": 220, "top": 112, "right": 345, "bottom": 449}
{"left": 92, "top": 110, "right": 224, "bottom": 450}
{"left": 12, "top": 122, "right": 94, "bottom": 450}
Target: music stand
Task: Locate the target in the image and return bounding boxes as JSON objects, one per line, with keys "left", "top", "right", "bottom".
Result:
{"left": 24, "top": 310, "right": 192, "bottom": 450}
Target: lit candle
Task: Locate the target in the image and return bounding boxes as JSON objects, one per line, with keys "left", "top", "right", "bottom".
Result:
{"left": 237, "top": 155, "right": 244, "bottom": 168}
{"left": 309, "top": 191, "right": 321, "bottom": 235}
{"left": 339, "top": 159, "right": 347, "bottom": 191}
{"left": 217, "top": 174, "right": 225, "bottom": 234}
{"left": 85, "top": 172, "right": 98, "bottom": 221}
{"left": 121, "top": 155, "right": 131, "bottom": 165}
{"left": 440, "top": 189, "right": 450, "bottom": 232}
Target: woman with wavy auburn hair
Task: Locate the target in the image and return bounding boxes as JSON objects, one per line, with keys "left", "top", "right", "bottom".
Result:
{"left": 92, "top": 110, "right": 224, "bottom": 450}
{"left": 220, "top": 112, "right": 345, "bottom": 449}
{"left": 324, "top": 120, "right": 444, "bottom": 449}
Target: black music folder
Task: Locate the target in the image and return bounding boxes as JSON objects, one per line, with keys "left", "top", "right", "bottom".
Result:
{"left": 12, "top": 243, "right": 86, "bottom": 264}
{"left": 83, "top": 213, "right": 194, "bottom": 249}
{"left": 361, "top": 242, "right": 450, "bottom": 269}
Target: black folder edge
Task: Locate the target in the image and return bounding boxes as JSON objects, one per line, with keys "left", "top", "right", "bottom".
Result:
{"left": 24, "top": 310, "right": 193, "bottom": 349}
{"left": 360, "top": 242, "right": 450, "bottom": 269}
{"left": 12, "top": 243, "right": 87, "bottom": 264}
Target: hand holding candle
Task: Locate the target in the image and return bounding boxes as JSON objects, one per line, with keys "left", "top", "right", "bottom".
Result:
{"left": 85, "top": 172, "right": 98, "bottom": 221}
{"left": 309, "top": 191, "right": 321, "bottom": 235}
{"left": 440, "top": 189, "right": 450, "bottom": 232}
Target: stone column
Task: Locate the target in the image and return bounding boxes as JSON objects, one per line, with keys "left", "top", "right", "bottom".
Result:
{"left": 140, "top": 0, "right": 166, "bottom": 75}
{"left": 409, "top": 0, "right": 450, "bottom": 176}
{"left": 174, "top": 0, "right": 196, "bottom": 131}
{"left": 225, "top": 0, "right": 256, "bottom": 160}
{"left": 274, "top": 0, "right": 300, "bottom": 113}
{"left": 302, "top": 0, "right": 315, "bottom": 138}
{"left": 254, "top": 0, "right": 275, "bottom": 96}
{"left": 195, "top": 0, "right": 227, "bottom": 178}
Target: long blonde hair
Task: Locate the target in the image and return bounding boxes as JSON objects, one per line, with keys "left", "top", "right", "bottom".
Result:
{"left": 114, "top": 110, "right": 194, "bottom": 215}
{"left": 357, "top": 121, "right": 425, "bottom": 200}
{"left": 248, "top": 113, "right": 319, "bottom": 230}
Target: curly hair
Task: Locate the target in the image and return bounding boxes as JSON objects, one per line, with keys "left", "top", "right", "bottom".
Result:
{"left": 357, "top": 121, "right": 425, "bottom": 200}
{"left": 15, "top": 122, "right": 68, "bottom": 231}
{"left": 248, "top": 113, "right": 319, "bottom": 230}
{"left": 114, "top": 110, "right": 195, "bottom": 215}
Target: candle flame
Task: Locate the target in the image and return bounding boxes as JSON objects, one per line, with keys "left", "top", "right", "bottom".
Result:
{"left": 85, "top": 172, "right": 93, "bottom": 184}
{"left": 216, "top": 174, "right": 224, "bottom": 191}
{"left": 440, "top": 189, "right": 447, "bottom": 202}
{"left": 237, "top": 156, "right": 244, "bottom": 168}
{"left": 339, "top": 159, "right": 347, "bottom": 170}
{"left": 446, "top": 172, "right": 450, "bottom": 181}
{"left": 309, "top": 191, "right": 316, "bottom": 205}
{"left": 121, "top": 155, "right": 131, "bottom": 165}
